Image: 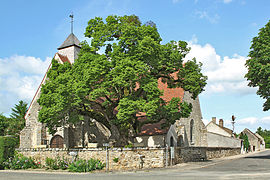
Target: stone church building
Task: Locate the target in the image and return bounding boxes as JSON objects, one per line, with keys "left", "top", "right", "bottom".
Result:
{"left": 20, "top": 33, "right": 221, "bottom": 150}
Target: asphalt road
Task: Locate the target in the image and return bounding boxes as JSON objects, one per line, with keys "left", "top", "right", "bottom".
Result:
{"left": 1, "top": 150, "right": 270, "bottom": 180}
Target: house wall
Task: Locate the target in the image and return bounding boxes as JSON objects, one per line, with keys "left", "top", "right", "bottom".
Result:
{"left": 135, "top": 135, "right": 165, "bottom": 147}
{"left": 242, "top": 129, "right": 260, "bottom": 152}
{"left": 207, "top": 132, "right": 241, "bottom": 148}
{"left": 206, "top": 123, "right": 231, "bottom": 137}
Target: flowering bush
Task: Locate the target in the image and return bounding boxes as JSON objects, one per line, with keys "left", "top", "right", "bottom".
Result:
{"left": 45, "top": 156, "right": 69, "bottom": 170}
{"left": 4, "top": 154, "right": 41, "bottom": 169}
{"left": 68, "top": 158, "right": 105, "bottom": 172}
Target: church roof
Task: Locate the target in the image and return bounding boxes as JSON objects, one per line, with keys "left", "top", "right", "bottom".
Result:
{"left": 58, "top": 33, "right": 81, "bottom": 50}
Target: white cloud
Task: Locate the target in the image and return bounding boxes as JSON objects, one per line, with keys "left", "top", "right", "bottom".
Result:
{"left": 223, "top": 0, "right": 232, "bottom": 4}
{"left": 237, "top": 117, "right": 258, "bottom": 125}
{"left": 185, "top": 38, "right": 256, "bottom": 95}
{"left": 0, "top": 55, "right": 51, "bottom": 115}
{"left": 194, "top": 10, "right": 220, "bottom": 24}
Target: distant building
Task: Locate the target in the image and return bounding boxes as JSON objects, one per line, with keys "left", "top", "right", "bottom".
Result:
{"left": 205, "top": 117, "right": 241, "bottom": 148}
{"left": 240, "top": 128, "right": 265, "bottom": 152}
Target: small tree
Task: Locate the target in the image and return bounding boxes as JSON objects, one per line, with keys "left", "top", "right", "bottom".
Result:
{"left": 6, "top": 100, "right": 28, "bottom": 137}
{"left": 240, "top": 133, "right": 250, "bottom": 152}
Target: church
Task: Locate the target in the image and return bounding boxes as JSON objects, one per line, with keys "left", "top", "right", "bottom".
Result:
{"left": 19, "top": 30, "right": 209, "bottom": 149}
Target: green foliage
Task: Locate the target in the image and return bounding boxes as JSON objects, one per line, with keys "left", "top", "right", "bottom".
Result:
{"left": 68, "top": 159, "right": 105, "bottom": 172}
{"left": 6, "top": 100, "right": 28, "bottom": 137}
{"left": 124, "top": 143, "right": 134, "bottom": 148}
{"left": 38, "top": 15, "right": 207, "bottom": 143}
{"left": 4, "top": 153, "right": 41, "bottom": 170}
{"left": 256, "top": 127, "right": 270, "bottom": 148}
{"left": 0, "top": 136, "right": 18, "bottom": 169}
{"left": 113, "top": 157, "right": 119, "bottom": 163}
{"left": 0, "top": 114, "right": 8, "bottom": 136}
{"left": 240, "top": 133, "right": 250, "bottom": 152}
{"left": 45, "top": 156, "right": 69, "bottom": 170}
{"left": 245, "top": 20, "right": 270, "bottom": 111}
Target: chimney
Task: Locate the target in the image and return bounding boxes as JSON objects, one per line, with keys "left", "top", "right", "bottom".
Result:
{"left": 212, "top": 117, "right": 216, "bottom": 124}
{"left": 219, "top": 119, "right": 224, "bottom": 127}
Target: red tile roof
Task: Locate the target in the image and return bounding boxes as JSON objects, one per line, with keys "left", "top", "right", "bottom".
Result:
{"left": 138, "top": 73, "right": 185, "bottom": 136}
{"left": 57, "top": 53, "right": 70, "bottom": 64}
{"left": 138, "top": 119, "right": 169, "bottom": 136}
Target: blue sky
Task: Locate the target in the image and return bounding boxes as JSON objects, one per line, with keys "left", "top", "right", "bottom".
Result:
{"left": 0, "top": 0, "right": 270, "bottom": 133}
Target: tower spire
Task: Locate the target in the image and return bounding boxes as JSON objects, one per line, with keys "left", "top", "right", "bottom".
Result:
{"left": 69, "top": 13, "right": 74, "bottom": 34}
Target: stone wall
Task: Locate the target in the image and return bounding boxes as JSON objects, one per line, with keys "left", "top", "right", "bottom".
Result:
{"left": 17, "top": 147, "right": 166, "bottom": 170}
{"left": 174, "top": 92, "right": 208, "bottom": 147}
{"left": 175, "top": 146, "right": 241, "bottom": 163}
{"left": 206, "top": 147, "right": 241, "bottom": 159}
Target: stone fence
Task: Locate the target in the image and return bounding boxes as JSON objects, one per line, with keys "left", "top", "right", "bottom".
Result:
{"left": 17, "top": 146, "right": 241, "bottom": 170}
{"left": 175, "top": 146, "right": 241, "bottom": 163}
{"left": 17, "top": 147, "right": 166, "bottom": 170}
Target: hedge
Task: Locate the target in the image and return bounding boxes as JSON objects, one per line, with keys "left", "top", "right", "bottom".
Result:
{"left": 0, "top": 136, "right": 18, "bottom": 169}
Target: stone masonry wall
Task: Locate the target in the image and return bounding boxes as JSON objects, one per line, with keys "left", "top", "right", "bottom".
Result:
{"left": 175, "top": 92, "right": 208, "bottom": 147}
{"left": 175, "top": 146, "right": 241, "bottom": 163}
{"left": 17, "top": 147, "right": 165, "bottom": 170}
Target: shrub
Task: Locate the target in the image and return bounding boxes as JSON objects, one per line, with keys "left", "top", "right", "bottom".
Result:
{"left": 68, "top": 158, "right": 105, "bottom": 172}
{"left": 4, "top": 153, "right": 41, "bottom": 169}
{"left": 45, "top": 157, "right": 58, "bottom": 170}
{"left": 124, "top": 143, "right": 134, "bottom": 148}
{"left": 45, "top": 156, "right": 69, "bottom": 170}
{"left": 0, "top": 136, "right": 18, "bottom": 169}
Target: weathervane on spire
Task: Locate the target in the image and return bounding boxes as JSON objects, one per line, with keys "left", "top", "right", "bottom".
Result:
{"left": 69, "top": 13, "right": 74, "bottom": 34}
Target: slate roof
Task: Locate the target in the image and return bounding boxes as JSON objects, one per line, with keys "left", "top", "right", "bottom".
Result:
{"left": 58, "top": 33, "right": 81, "bottom": 50}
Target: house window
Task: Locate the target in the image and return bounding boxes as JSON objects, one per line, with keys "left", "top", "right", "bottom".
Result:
{"left": 190, "top": 119, "right": 194, "bottom": 143}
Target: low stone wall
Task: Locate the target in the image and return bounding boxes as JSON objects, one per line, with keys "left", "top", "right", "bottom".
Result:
{"left": 206, "top": 147, "right": 240, "bottom": 159}
{"left": 175, "top": 146, "right": 241, "bottom": 163}
{"left": 17, "top": 147, "right": 165, "bottom": 170}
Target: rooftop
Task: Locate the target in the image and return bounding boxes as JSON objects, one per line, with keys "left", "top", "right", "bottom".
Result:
{"left": 58, "top": 33, "right": 81, "bottom": 50}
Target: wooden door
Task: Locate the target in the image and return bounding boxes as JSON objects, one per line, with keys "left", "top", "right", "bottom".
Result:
{"left": 50, "top": 135, "right": 64, "bottom": 148}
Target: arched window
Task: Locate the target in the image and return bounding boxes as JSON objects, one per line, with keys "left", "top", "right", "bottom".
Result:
{"left": 170, "top": 136, "right": 174, "bottom": 147}
{"left": 190, "top": 119, "right": 194, "bottom": 143}
{"left": 50, "top": 135, "right": 64, "bottom": 148}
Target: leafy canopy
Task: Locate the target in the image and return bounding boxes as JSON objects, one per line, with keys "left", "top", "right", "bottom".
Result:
{"left": 38, "top": 15, "right": 207, "bottom": 139}
{"left": 245, "top": 20, "right": 270, "bottom": 111}
{"left": 256, "top": 127, "right": 270, "bottom": 148}
{"left": 6, "top": 100, "right": 28, "bottom": 137}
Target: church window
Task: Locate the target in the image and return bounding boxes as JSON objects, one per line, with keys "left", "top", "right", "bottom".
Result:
{"left": 170, "top": 136, "right": 174, "bottom": 147}
{"left": 190, "top": 119, "right": 194, "bottom": 143}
